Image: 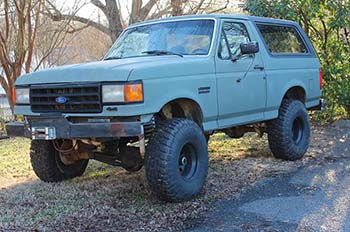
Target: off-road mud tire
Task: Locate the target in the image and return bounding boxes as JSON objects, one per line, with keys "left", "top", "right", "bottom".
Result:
{"left": 145, "top": 119, "right": 209, "bottom": 202}
{"left": 268, "top": 99, "right": 310, "bottom": 161}
{"left": 30, "top": 140, "right": 89, "bottom": 182}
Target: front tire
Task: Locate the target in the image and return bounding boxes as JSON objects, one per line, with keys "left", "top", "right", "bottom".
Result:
{"left": 30, "top": 140, "right": 89, "bottom": 182}
{"left": 268, "top": 99, "right": 310, "bottom": 161}
{"left": 145, "top": 119, "right": 209, "bottom": 202}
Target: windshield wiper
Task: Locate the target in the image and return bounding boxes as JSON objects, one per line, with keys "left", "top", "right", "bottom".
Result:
{"left": 142, "top": 50, "right": 183, "bottom": 57}
{"left": 104, "top": 56, "right": 122, "bottom": 60}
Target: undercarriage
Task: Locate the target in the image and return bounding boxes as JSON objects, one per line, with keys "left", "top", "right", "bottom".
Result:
{"left": 6, "top": 115, "right": 155, "bottom": 172}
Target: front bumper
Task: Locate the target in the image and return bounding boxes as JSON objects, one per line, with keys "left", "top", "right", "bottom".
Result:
{"left": 6, "top": 116, "right": 143, "bottom": 140}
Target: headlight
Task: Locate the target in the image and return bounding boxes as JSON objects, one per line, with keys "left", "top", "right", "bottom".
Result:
{"left": 15, "top": 88, "right": 30, "bottom": 104}
{"left": 102, "top": 85, "right": 124, "bottom": 103}
{"left": 102, "top": 82, "right": 143, "bottom": 103}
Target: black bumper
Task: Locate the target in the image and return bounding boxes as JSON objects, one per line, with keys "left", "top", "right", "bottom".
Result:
{"left": 310, "top": 98, "right": 326, "bottom": 111}
{"left": 6, "top": 117, "right": 143, "bottom": 140}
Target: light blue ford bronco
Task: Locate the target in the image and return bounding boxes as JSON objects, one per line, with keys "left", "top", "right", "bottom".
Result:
{"left": 6, "top": 15, "right": 324, "bottom": 202}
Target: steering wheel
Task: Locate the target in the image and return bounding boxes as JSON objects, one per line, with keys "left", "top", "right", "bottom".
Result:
{"left": 192, "top": 48, "right": 208, "bottom": 55}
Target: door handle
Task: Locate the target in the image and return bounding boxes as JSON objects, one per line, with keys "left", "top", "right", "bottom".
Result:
{"left": 254, "top": 65, "right": 264, "bottom": 71}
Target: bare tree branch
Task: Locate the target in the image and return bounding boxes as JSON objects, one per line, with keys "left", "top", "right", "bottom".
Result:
{"left": 43, "top": 0, "right": 228, "bottom": 43}
{"left": 47, "top": 12, "right": 110, "bottom": 35}
{"left": 207, "top": 0, "right": 229, "bottom": 14}
{"left": 0, "top": 0, "right": 69, "bottom": 111}
{"left": 91, "top": 0, "right": 106, "bottom": 13}
{"left": 0, "top": 74, "right": 8, "bottom": 94}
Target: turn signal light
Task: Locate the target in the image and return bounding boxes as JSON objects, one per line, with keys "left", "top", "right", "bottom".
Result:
{"left": 124, "top": 83, "right": 144, "bottom": 102}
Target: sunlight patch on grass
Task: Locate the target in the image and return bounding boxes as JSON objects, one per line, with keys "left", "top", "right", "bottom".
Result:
{"left": 0, "top": 138, "right": 32, "bottom": 176}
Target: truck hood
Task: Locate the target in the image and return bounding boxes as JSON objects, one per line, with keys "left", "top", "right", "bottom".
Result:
{"left": 15, "top": 56, "right": 214, "bottom": 86}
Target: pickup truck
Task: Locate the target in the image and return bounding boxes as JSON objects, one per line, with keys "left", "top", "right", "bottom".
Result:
{"left": 6, "top": 14, "right": 324, "bottom": 202}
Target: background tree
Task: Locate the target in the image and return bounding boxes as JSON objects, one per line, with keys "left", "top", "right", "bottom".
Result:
{"left": 0, "top": 0, "right": 45, "bottom": 111}
{"left": 246, "top": 0, "right": 350, "bottom": 120}
{"left": 0, "top": 0, "right": 71, "bottom": 112}
{"left": 50, "top": 26, "right": 111, "bottom": 66}
{"left": 45, "top": 0, "right": 229, "bottom": 42}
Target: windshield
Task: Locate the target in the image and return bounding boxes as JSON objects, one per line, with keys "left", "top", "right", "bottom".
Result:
{"left": 105, "top": 19, "right": 215, "bottom": 59}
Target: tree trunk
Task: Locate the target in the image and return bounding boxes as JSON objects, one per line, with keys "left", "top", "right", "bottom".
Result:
{"left": 105, "top": 0, "right": 123, "bottom": 42}
{"left": 171, "top": 0, "right": 183, "bottom": 16}
{"left": 0, "top": 0, "right": 45, "bottom": 113}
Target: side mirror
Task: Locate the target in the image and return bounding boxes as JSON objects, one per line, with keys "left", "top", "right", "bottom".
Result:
{"left": 240, "top": 42, "right": 259, "bottom": 55}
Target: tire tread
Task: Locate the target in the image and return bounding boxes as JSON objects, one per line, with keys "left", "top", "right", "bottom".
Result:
{"left": 145, "top": 119, "right": 208, "bottom": 202}
{"left": 268, "top": 99, "right": 310, "bottom": 161}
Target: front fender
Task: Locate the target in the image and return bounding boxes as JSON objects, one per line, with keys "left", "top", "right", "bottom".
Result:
{"left": 142, "top": 76, "right": 217, "bottom": 121}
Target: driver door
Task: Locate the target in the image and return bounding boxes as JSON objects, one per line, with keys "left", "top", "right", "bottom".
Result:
{"left": 216, "top": 20, "right": 267, "bottom": 128}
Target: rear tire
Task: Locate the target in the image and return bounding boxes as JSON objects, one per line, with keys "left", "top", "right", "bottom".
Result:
{"left": 30, "top": 140, "right": 89, "bottom": 182}
{"left": 268, "top": 99, "right": 310, "bottom": 161}
{"left": 145, "top": 119, "right": 209, "bottom": 202}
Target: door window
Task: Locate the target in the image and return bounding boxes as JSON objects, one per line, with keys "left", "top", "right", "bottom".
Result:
{"left": 219, "top": 22, "right": 250, "bottom": 59}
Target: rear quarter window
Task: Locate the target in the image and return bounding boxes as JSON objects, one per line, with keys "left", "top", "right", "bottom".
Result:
{"left": 256, "top": 24, "right": 309, "bottom": 55}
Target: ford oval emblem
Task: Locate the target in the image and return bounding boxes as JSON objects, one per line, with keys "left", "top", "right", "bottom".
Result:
{"left": 55, "top": 96, "right": 68, "bottom": 104}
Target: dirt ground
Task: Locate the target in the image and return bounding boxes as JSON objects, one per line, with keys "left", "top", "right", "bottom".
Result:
{"left": 0, "top": 123, "right": 336, "bottom": 231}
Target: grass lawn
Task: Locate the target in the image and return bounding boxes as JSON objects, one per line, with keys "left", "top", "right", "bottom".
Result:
{"left": 0, "top": 132, "right": 324, "bottom": 231}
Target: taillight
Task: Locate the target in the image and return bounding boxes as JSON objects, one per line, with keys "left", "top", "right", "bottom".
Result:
{"left": 319, "top": 69, "right": 323, "bottom": 89}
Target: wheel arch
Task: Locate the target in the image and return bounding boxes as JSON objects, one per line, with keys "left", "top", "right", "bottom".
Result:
{"left": 157, "top": 98, "right": 204, "bottom": 128}
{"left": 281, "top": 85, "right": 307, "bottom": 105}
